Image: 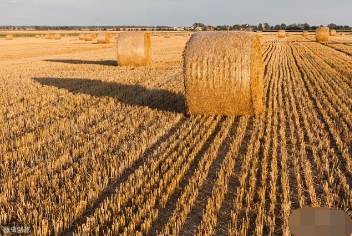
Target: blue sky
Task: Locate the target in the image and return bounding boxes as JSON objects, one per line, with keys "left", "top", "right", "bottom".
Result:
{"left": 0, "top": 0, "right": 351, "bottom": 26}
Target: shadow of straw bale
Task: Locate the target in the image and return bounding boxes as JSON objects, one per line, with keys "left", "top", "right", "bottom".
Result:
{"left": 44, "top": 59, "right": 117, "bottom": 66}
{"left": 32, "top": 77, "right": 185, "bottom": 113}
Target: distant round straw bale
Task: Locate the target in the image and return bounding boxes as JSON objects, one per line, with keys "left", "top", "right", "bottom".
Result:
{"left": 45, "top": 34, "right": 54, "bottom": 39}
{"left": 278, "top": 30, "right": 286, "bottom": 38}
{"left": 184, "top": 32, "right": 264, "bottom": 116}
{"left": 302, "top": 30, "right": 309, "bottom": 37}
{"left": 55, "top": 34, "right": 62, "bottom": 40}
{"left": 85, "top": 34, "right": 95, "bottom": 41}
{"left": 79, "top": 33, "right": 85, "bottom": 40}
{"left": 6, "top": 35, "right": 14, "bottom": 40}
{"left": 256, "top": 31, "right": 262, "bottom": 36}
{"left": 97, "top": 32, "right": 111, "bottom": 44}
{"left": 330, "top": 29, "right": 337, "bottom": 36}
{"left": 117, "top": 32, "right": 152, "bottom": 66}
{"left": 164, "top": 33, "right": 171, "bottom": 38}
{"left": 316, "top": 27, "right": 329, "bottom": 42}
{"left": 35, "top": 35, "right": 40, "bottom": 38}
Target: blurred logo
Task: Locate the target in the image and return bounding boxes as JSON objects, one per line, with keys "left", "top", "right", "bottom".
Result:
{"left": 288, "top": 207, "right": 352, "bottom": 236}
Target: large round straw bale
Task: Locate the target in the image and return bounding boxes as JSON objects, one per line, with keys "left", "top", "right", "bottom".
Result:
{"left": 45, "top": 34, "right": 54, "bottom": 39}
{"left": 256, "top": 31, "right": 262, "bottom": 36}
{"left": 97, "top": 32, "right": 111, "bottom": 44}
{"left": 184, "top": 32, "right": 264, "bottom": 116}
{"left": 55, "top": 34, "right": 62, "bottom": 40}
{"left": 316, "top": 27, "right": 329, "bottom": 42}
{"left": 116, "top": 32, "right": 152, "bottom": 66}
{"left": 278, "top": 30, "right": 286, "bottom": 38}
{"left": 79, "top": 33, "right": 85, "bottom": 40}
{"left": 302, "top": 30, "right": 309, "bottom": 37}
{"left": 330, "top": 29, "right": 337, "bottom": 36}
{"left": 85, "top": 34, "right": 95, "bottom": 41}
{"left": 6, "top": 35, "right": 14, "bottom": 40}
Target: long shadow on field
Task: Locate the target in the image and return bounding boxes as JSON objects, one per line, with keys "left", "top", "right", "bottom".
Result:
{"left": 45, "top": 59, "right": 117, "bottom": 66}
{"left": 33, "top": 77, "right": 185, "bottom": 113}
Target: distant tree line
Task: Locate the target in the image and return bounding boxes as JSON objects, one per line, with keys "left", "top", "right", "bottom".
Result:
{"left": 0, "top": 23, "right": 350, "bottom": 31}
{"left": 0, "top": 25, "right": 176, "bottom": 31}
{"left": 192, "top": 22, "right": 351, "bottom": 31}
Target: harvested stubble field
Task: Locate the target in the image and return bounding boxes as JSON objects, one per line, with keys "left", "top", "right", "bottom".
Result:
{"left": 1, "top": 33, "right": 352, "bottom": 235}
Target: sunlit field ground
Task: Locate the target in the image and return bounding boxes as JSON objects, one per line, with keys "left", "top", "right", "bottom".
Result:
{"left": 1, "top": 32, "right": 352, "bottom": 235}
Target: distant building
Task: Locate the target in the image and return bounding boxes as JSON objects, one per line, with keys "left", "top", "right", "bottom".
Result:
{"left": 195, "top": 27, "right": 203, "bottom": 31}
{"left": 206, "top": 27, "right": 214, "bottom": 31}
{"left": 173, "top": 27, "right": 184, "bottom": 31}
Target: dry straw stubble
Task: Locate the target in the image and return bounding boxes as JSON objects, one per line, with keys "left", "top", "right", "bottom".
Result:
{"left": 256, "top": 31, "right": 262, "bottom": 36}
{"left": 183, "top": 32, "right": 264, "bottom": 116}
{"left": 97, "top": 32, "right": 111, "bottom": 44}
{"left": 316, "top": 27, "right": 329, "bottom": 42}
{"left": 116, "top": 32, "right": 152, "bottom": 66}
{"left": 278, "top": 30, "right": 286, "bottom": 38}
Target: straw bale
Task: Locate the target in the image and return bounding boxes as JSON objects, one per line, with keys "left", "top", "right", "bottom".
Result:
{"left": 116, "top": 32, "right": 152, "bottom": 66}
{"left": 183, "top": 32, "right": 264, "bottom": 116}
{"left": 316, "top": 27, "right": 329, "bottom": 42}
{"left": 97, "top": 32, "right": 111, "bottom": 44}
{"left": 278, "top": 30, "right": 286, "bottom": 38}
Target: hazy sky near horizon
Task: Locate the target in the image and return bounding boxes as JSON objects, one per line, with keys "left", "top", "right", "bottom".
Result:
{"left": 0, "top": 0, "right": 351, "bottom": 26}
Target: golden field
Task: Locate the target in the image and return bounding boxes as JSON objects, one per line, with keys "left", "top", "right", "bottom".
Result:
{"left": 1, "top": 33, "right": 352, "bottom": 235}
